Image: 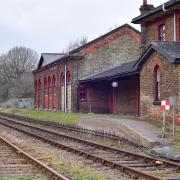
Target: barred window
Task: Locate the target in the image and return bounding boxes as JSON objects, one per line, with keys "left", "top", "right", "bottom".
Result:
{"left": 79, "top": 88, "right": 87, "bottom": 102}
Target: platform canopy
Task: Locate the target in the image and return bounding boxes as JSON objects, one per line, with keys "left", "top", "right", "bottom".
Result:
{"left": 79, "top": 60, "right": 139, "bottom": 83}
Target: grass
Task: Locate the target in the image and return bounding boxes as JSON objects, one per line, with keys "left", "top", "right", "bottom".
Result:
{"left": 0, "top": 108, "right": 79, "bottom": 124}
{"left": 0, "top": 107, "right": 179, "bottom": 137}
{"left": 0, "top": 174, "right": 47, "bottom": 180}
{"left": 44, "top": 158, "right": 104, "bottom": 180}
{"left": 0, "top": 107, "right": 134, "bottom": 125}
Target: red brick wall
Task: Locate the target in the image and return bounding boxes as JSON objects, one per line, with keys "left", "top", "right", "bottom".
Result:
{"left": 140, "top": 51, "right": 180, "bottom": 124}
{"left": 79, "top": 82, "right": 110, "bottom": 114}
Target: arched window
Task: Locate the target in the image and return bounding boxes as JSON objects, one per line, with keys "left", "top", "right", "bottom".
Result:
{"left": 38, "top": 79, "right": 41, "bottom": 90}
{"left": 52, "top": 75, "right": 56, "bottom": 87}
{"left": 48, "top": 76, "right": 51, "bottom": 87}
{"left": 159, "top": 24, "right": 166, "bottom": 41}
{"left": 154, "top": 66, "right": 160, "bottom": 101}
{"left": 35, "top": 80, "right": 38, "bottom": 91}
{"left": 179, "top": 18, "right": 180, "bottom": 41}
{"left": 67, "top": 71, "right": 71, "bottom": 84}
{"left": 44, "top": 77, "right": 47, "bottom": 89}
{"left": 60, "top": 72, "right": 64, "bottom": 85}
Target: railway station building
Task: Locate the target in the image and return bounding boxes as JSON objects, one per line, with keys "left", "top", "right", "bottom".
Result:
{"left": 33, "top": 0, "right": 180, "bottom": 123}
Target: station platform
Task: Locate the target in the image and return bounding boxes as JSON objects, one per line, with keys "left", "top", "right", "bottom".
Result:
{"left": 78, "top": 117, "right": 173, "bottom": 148}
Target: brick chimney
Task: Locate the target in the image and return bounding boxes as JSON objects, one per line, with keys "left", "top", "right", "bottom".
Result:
{"left": 140, "top": 0, "right": 154, "bottom": 54}
{"left": 140, "top": 0, "right": 154, "bottom": 14}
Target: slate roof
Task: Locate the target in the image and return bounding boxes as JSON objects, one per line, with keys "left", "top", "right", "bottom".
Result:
{"left": 80, "top": 41, "right": 180, "bottom": 83}
{"left": 80, "top": 61, "right": 139, "bottom": 83}
{"left": 37, "top": 53, "right": 66, "bottom": 69}
{"left": 35, "top": 24, "right": 140, "bottom": 71}
{"left": 132, "top": 0, "right": 180, "bottom": 24}
{"left": 134, "top": 41, "right": 180, "bottom": 69}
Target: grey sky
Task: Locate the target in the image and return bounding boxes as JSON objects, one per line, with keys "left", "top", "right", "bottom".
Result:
{"left": 0, "top": 0, "right": 165, "bottom": 55}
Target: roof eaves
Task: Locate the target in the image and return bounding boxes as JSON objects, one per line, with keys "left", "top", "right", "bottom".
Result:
{"left": 132, "top": 0, "right": 180, "bottom": 24}
{"left": 79, "top": 69, "right": 139, "bottom": 83}
{"left": 34, "top": 55, "right": 69, "bottom": 73}
{"left": 134, "top": 45, "right": 155, "bottom": 69}
{"left": 152, "top": 44, "right": 175, "bottom": 63}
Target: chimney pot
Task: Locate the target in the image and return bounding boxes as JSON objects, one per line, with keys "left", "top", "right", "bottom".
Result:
{"left": 143, "top": 0, "right": 147, "bottom": 5}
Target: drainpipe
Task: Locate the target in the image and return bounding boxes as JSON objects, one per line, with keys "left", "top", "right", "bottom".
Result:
{"left": 64, "top": 64, "right": 67, "bottom": 113}
{"left": 162, "top": 3, "right": 167, "bottom": 12}
{"left": 174, "top": 11, "right": 176, "bottom": 41}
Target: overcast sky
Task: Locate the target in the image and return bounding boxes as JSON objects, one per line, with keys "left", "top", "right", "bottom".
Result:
{"left": 0, "top": 0, "right": 165, "bottom": 55}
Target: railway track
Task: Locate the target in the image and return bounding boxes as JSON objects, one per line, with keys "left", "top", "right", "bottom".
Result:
{"left": 0, "top": 112, "right": 143, "bottom": 149}
{"left": 0, "top": 115, "right": 179, "bottom": 179}
{"left": 0, "top": 135, "right": 68, "bottom": 180}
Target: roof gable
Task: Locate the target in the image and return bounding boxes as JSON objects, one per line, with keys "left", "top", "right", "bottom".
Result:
{"left": 70, "top": 23, "right": 140, "bottom": 55}
{"left": 37, "top": 53, "right": 66, "bottom": 69}
{"left": 134, "top": 41, "right": 180, "bottom": 69}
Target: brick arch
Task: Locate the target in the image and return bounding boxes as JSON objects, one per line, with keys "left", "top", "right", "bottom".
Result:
{"left": 44, "top": 77, "right": 48, "bottom": 89}
{"left": 48, "top": 76, "right": 51, "bottom": 87}
{"left": 48, "top": 76, "right": 52, "bottom": 109}
{"left": 44, "top": 77, "right": 48, "bottom": 109}
{"left": 154, "top": 65, "right": 160, "bottom": 101}
{"left": 150, "top": 57, "right": 163, "bottom": 73}
{"left": 52, "top": 74, "right": 57, "bottom": 109}
{"left": 67, "top": 70, "right": 72, "bottom": 84}
{"left": 38, "top": 79, "right": 41, "bottom": 89}
{"left": 38, "top": 79, "right": 41, "bottom": 108}
{"left": 52, "top": 75, "right": 56, "bottom": 87}
{"left": 35, "top": 80, "right": 38, "bottom": 108}
{"left": 60, "top": 72, "right": 64, "bottom": 85}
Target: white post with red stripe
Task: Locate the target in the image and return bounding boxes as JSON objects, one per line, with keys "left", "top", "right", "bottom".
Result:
{"left": 161, "top": 100, "right": 170, "bottom": 138}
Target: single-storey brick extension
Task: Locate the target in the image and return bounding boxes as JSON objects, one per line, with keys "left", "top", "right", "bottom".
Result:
{"left": 33, "top": 0, "right": 180, "bottom": 124}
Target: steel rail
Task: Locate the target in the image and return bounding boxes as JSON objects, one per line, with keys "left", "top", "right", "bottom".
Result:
{"left": 0, "top": 112, "right": 144, "bottom": 148}
{"left": 0, "top": 135, "right": 68, "bottom": 180}
{"left": 0, "top": 116, "right": 179, "bottom": 179}
{"left": 0, "top": 115, "right": 179, "bottom": 168}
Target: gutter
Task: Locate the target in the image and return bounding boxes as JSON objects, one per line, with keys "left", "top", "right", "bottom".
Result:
{"left": 79, "top": 70, "right": 140, "bottom": 84}
{"left": 132, "top": 0, "right": 180, "bottom": 24}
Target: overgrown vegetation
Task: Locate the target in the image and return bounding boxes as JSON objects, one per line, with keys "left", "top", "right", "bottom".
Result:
{"left": 0, "top": 108, "right": 79, "bottom": 124}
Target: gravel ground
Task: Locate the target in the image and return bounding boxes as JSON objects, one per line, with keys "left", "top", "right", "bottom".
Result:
{"left": 0, "top": 124, "right": 136, "bottom": 180}
{"left": 7, "top": 118, "right": 145, "bottom": 155}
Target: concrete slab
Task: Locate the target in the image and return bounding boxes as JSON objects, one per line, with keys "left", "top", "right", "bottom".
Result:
{"left": 150, "top": 146, "right": 180, "bottom": 161}
{"left": 78, "top": 118, "right": 173, "bottom": 147}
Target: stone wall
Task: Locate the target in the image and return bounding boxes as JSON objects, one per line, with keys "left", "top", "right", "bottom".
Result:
{"left": 34, "top": 25, "right": 141, "bottom": 114}
{"left": 77, "top": 28, "right": 140, "bottom": 79}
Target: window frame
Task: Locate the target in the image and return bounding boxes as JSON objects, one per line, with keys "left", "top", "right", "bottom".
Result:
{"left": 60, "top": 72, "right": 64, "bottom": 86}
{"left": 154, "top": 66, "right": 160, "bottom": 101}
{"left": 79, "top": 87, "right": 87, "bottom": 102}
{"left": 158, "top": 24, "right": 166, "bottom": 41}
{"left": 179, "top": 18, "right": 180, "bottom": 40}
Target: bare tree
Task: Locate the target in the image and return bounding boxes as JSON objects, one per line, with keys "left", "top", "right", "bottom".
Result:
{"left": 0, "top": 46, "right": 38, "bottom": 100}
{"left": 63, "top": 36, "right": 88, "bottom": 53}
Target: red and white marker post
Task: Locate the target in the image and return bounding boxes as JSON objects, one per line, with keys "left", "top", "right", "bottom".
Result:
{"left": 161, "top": 100, "right": 170, "bottom": 138}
